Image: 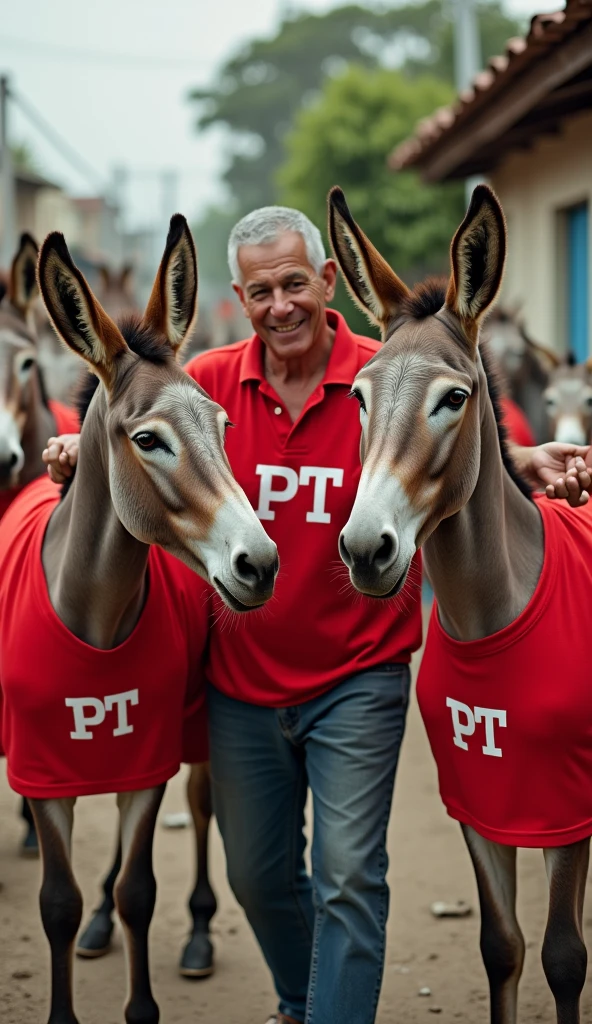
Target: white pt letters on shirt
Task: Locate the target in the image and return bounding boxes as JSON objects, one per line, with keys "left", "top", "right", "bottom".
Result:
{"left": 446, "top": 697, "right": 507, "bottom": 758}
{"left": 255, "top": 465, "right": 344, "bottom": 522}
{"left": 65, "top": 689, "right": 139, "bottom": 740}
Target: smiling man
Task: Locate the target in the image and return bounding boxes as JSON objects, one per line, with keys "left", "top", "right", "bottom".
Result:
{"left": 183, "top": 207, "right": 423, "bottom": 1024}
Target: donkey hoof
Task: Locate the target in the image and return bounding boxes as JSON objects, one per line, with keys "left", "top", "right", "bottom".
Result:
{"left": 20, "top": 824, "right": 39, "bottom": 859}
{"left": 75, "top": 912, "right": 114, "bottom": 958}
{"left": 179, "top": 932, "right": 215, "bottom": 978}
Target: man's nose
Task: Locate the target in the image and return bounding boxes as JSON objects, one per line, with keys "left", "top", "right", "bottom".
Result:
{"left": 270, "top": 291, "right": 295, "bottom": 317}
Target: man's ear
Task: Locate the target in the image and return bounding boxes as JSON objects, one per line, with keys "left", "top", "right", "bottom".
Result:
{"left": 10, "top": 233, "right": 39, "bottom": 316}
{"left": 38, "top": 232, "right": 128, "bottom": 387}
{"left": 446, "top": 185, "right": 507, "bottom": 347}
{"left": 143, "top": 214, "right": 198, "bottom": 354}
{"left": 328, "top": 187, "right": 410, "bottom": 335}
{"left": 321, "top": 259, "right": 337, "bottom": 304}
{"left": 232, "top": 281, "right": 249, "bottom": 318}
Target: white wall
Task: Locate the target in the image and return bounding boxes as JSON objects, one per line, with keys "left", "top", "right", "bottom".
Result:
{"left": 492, "top": 108, "right": 592, "bottom": 353}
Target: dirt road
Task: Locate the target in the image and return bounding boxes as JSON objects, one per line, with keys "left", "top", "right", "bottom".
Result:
{"left": 1, "top": 645, "right": 591, "bottom": 1022}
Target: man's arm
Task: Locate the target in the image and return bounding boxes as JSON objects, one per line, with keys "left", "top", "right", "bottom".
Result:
{"left": 510, "top": 442, "right": 592, "bottom": 507}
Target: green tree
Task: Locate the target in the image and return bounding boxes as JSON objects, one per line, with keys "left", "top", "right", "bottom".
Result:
{"left": 277, "top": 66, "right": 465, "bottom": 333}
{"left": 189, "top": 2, "right": 521, "bottom": 213}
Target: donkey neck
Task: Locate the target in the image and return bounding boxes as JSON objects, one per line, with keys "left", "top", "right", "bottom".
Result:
{"left": 20, "top": 377, "right": 56, "bottom": 487}
{"left": 42, "top": 387, "right": 149, "bottom": 650}
{"left": 423, "top": 359, "right": 543, "bottom": 641}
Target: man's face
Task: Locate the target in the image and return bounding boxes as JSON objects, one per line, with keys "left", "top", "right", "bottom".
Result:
{"left": 233, "top": 231, "right": 337, "bottom": 361}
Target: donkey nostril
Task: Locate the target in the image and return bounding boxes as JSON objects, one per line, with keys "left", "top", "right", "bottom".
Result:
{"left": 9, "top": 452, "right": 18, "bottom": 468}
{"left": 339, "top": 534, "right": 352, "bottom": 567}
{"left": 374, "top": 532, "right": 394, "bottom": 567}
{"left": 235, "top": 552, "right": 260, "bottom": 583}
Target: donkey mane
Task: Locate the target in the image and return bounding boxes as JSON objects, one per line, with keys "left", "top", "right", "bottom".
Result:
{"left": 398, "top": 276, "right": 532, "bottom": 501}
{"left": 61, "top": 315, "right": 173, "bottom": 499}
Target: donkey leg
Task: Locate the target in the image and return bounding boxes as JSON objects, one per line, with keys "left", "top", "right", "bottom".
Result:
{"left": 180, "top": 762, "right": 217, "bottom": 978}
{"left": 20, "top": 795, "right": 40, "bottom": 858}
{"left": 115, "top": 785, "right": 165, "bottom": 1024}
{"left": 29, "top": 797, "right": 81, "bottom": 1024}
{"left": 76, "top": 834, "right": 122, "bottom": 957}
{"left": 542, "top": 838, "right": 590, "bottom": 1024}
{"left": 462, "top": 825, "right": 525, "bottom": 1024}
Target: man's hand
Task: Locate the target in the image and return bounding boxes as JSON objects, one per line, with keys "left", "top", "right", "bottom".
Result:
{"left": 42, "top": 434, "right": 80, "bottom": 485}
{"left": 511, "top": 442, "right": 592, "bottom": 507}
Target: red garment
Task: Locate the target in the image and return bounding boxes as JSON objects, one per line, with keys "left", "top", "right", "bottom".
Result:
{"left": 0, "top": 476, "right": 209, "bottom": 797}
{"left": 185, "top": 309, "right": 422, "bottom": 706}
{"left": 500, "top": 396, "right": 536, "bottom": 448}
{"left": 0, "top": 400, "right": 79, "bottom": 520}
{"left": 417, "top": 493, "right": 592, "bottom": 847}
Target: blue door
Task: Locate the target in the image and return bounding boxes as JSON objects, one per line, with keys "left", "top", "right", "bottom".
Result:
{"left": 567, "top": 203, "right": 589, "bottom": 362}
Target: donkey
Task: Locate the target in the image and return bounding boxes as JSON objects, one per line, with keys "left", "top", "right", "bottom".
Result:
{"left": 482, "top": 305, "right": 555, "bottom": 443}
{"left": 543, "top": 355, "right": 592, "bottom": 446}
{"left": 331, "top": 184, "right": 592, "bottom": 1024}
{"left": 0, "top": 215, "right": 278, "bottom": 1024}
{"left": 0, "top": 233, "right": 78, "bottom": 518}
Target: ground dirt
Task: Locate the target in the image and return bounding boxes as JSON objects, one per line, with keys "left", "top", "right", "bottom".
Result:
{"left": 1, "top": 636, "right": 591, "bottom": 1023}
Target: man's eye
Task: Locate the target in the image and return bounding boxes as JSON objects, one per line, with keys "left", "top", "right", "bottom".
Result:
{"left": 433, "top": 389, "right": 469, "bottom": 414}
{"left": 349, "top": 388, "right": 366, "bottom": 413}
{"left": 133, "top": 431, "right": 168, "bottom": 452}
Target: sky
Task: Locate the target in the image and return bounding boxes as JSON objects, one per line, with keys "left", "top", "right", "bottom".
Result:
{"left": 0, "top": 0, "right": 563, "bottom": 232}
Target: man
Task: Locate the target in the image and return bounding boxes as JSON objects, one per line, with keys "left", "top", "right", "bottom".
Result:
{"left": 44, "top": 208, "right": 592, "bottom": 1023}
{"left": 186, "top": 208, "right": 421, "bottom": 1024}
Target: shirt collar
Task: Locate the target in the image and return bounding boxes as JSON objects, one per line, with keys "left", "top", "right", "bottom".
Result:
{"left": 239, "top": 309, "right": 361, "bottom": 387}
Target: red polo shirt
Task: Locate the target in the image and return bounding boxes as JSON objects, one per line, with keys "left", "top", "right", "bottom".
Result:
{"left": 185, "top": 309, "right": 422, "bottom": 706}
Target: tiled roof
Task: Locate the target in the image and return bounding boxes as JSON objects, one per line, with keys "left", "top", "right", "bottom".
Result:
{"left": 391, "top": 0, "right": 592, "bottom": 173}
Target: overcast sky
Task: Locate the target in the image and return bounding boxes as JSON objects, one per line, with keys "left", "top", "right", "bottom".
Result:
{"left": 1, "top": 0, "right": 562, "bottom": 231}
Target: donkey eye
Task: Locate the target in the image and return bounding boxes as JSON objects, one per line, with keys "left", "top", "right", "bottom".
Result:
{"left": 20, "top": 357, "right": 35, "bottom": 372}
{"left": 433, "top": 389, "right": 469, "bottom": 414}
{"left": 349, "top": 388, "right": 366, "bottom": 413}
{"left": 132, "top": 431, "right": 171, "bottom": 454}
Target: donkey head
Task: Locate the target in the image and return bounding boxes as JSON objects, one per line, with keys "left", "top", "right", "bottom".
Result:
{"left": 0, "top": 233, "right": 41, "bottom": 488}
{"left": 543, "top": 356, "right": 592, "bottom": 446}
{"left": 38, "top": 216, "right": 279, "bottom": 611}
{"left": 331, "top": 185, "right": 506, "bottom": 597}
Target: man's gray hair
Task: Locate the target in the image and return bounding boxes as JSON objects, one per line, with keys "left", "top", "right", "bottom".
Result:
{"left": 228, "top": 206, "right": 327, "bottom": 283}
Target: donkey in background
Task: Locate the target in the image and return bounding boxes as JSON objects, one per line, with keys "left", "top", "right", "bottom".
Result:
{"left": 0, "top": 216, "right": 278, "bottom": 1024}
{"left": 543, "top": 354, "right": 592, "bottom": 446}
{"left": 76, "top": 762, "right": 217, "bottom": 978}
{"left": 0, "top": 233, "right": 78, "bottom": 506}
{"left": 483, "top": 305, "right": 556, "bottom": 443}
{"left": 331, "top": 184, "right": 591, "bottom": 1024}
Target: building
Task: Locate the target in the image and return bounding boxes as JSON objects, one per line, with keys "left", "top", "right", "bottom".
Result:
{"left": 391, "top": 0, "right": 592, "bottom": 358}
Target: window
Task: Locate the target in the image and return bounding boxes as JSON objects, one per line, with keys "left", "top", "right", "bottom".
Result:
{"left": 565, "top": 202, "right": 589, "bottom": 362}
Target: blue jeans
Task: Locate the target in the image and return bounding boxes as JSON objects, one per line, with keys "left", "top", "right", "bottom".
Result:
{"left": 207, "top": 664, "right": 411, "bottom": 1024}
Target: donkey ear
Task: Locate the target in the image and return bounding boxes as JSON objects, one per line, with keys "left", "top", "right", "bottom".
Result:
{"left": 328, "top": 187, "right": 410, "bottom": 333}
{"left": 143, "top": 214, "right": 197, "bottom": 354}
{"left": 446, "top": 186, "right": 506, "bottom": 341}
{"left": 524, "top": 335, "right": 561, "bottom": 371}
{"left": 38, "top": 233, "right": 127, "bottom": 386}
{"left": 10, "top": 233, "right": 39, "bottom": 315}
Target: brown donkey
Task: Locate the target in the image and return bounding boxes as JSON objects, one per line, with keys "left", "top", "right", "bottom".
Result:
{"left": 0, "top": 216, "right": 278, "bottom": 1024}
{"left": 331, "top": 185, "right": 592, "bottom": 1024}
{"left": 0, "top": 233, "right": 78, "bottom": 517}
{"left": 543, "top": 355, "right": 592, "bottom": 446}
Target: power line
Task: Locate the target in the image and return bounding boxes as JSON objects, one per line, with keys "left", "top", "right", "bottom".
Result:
{"left": 10, "top": 86, "right": 106, "bottom": 193}
{"left": 0, "top": 34, "right": 214, "bottom": 71}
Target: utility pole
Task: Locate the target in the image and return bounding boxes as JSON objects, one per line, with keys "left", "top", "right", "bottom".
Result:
{"left": 0, "top": 75, "right": 17, "bottom": 268}
{"left": 452, "top": 0, "right": 483, "bottom": 201}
